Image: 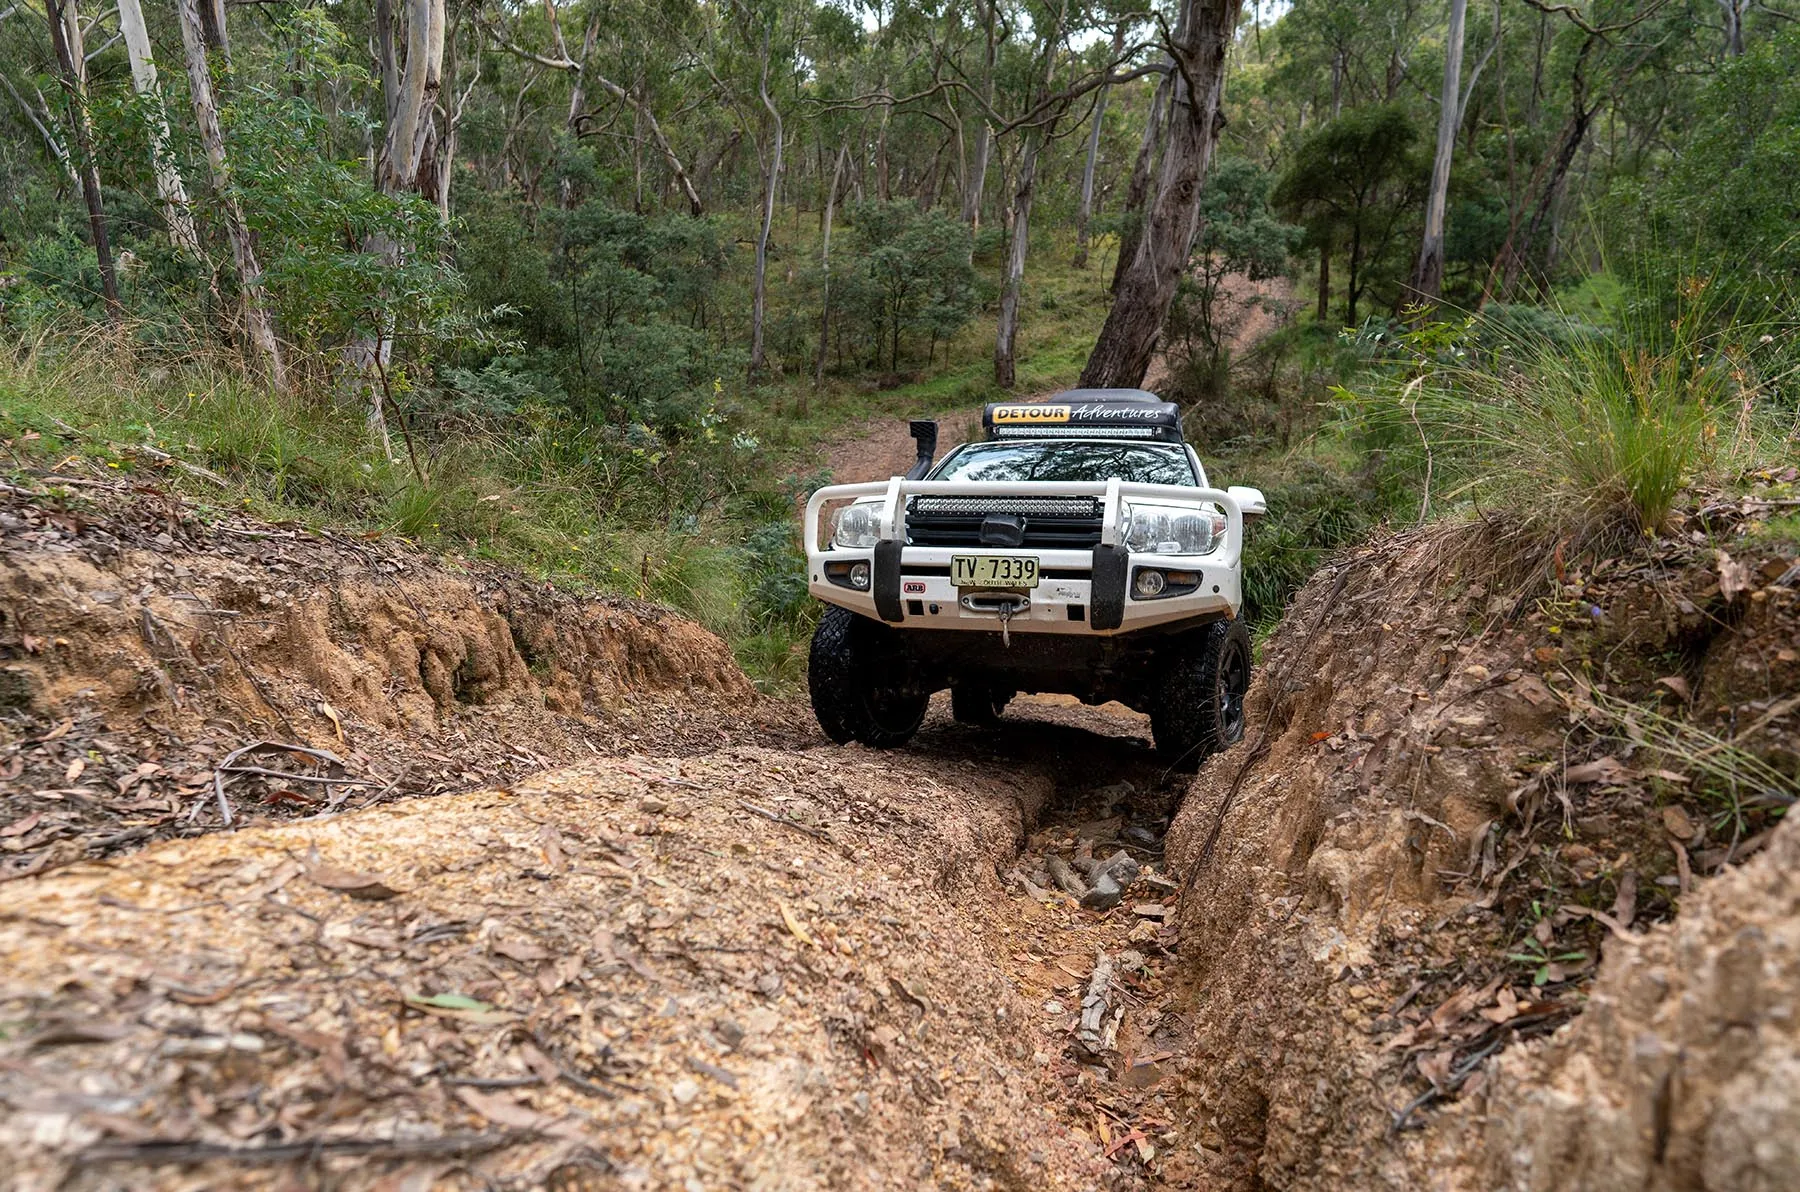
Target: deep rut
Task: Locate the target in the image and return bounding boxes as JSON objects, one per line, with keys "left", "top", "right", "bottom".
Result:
{"left": 1, "top": 695, "right": 1206, "bottom": 1191}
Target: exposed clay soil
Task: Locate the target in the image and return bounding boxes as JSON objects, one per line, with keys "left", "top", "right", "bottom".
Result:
{"left": 1162, "top": 506, "right": 1799, "bottom": 1190}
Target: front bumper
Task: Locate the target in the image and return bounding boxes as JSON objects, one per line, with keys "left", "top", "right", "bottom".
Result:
{"left": 803, "top": 478, "right": 1246, "bottom": 636}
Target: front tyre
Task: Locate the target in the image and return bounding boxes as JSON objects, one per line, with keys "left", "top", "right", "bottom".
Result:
{"left": 1150, "top": 619, "right": 1252, "bottom": 771}
{"left": 808, "top": 606, "right": 929, "bottom": 748}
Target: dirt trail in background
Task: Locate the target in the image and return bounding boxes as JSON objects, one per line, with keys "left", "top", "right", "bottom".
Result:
{"left": 818, "top": 271, "right": 1296, "bottom": 486}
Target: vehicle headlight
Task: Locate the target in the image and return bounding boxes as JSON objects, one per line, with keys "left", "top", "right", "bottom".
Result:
{"left": 830, "top": 499, "right": 884, "bottom": 549}
{"left": 1122, "top": 501, "right": 1217, "bottom": 555}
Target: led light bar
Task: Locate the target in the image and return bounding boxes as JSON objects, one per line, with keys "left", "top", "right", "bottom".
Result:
{"left": 992, "top": 425, "right": 1162, "bottom": 439}
{"left": 910, "top": 496, "right": 1100, "bottom": 516}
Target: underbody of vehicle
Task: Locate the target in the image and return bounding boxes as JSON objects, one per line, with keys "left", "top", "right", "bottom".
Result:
{"left": 802, "top": 389, "right": 1266, "bottom": 767}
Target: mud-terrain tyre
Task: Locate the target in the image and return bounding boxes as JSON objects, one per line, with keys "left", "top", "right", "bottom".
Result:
{"left": 808, "top": 606, "right": 929, "bottom": 748}
{"left": 950, "top": 683, "right": 1011, "bottom": 726}
{"left": 1149, "top": 619, "right": 1252, "bottom": 771}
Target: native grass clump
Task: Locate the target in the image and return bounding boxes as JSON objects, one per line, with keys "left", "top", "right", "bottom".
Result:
{"left": 1337, "top": 286, "right": 1793, "bottom": 573}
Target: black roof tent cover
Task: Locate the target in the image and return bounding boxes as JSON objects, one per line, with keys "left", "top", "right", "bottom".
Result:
{"left": 981, "top": 388, "right": 1183, "bottom": 443}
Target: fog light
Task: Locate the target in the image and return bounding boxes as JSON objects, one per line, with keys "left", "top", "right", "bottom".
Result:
{"left": 848, "top": 561, "right": 871, "bottom": 591}
{"left": 1133, "top": 569, "right": 1166, "bottom": 598}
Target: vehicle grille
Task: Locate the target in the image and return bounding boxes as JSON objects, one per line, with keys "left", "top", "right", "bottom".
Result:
{"left": 906, "top": 496, "right": 1104, "bottom": 549}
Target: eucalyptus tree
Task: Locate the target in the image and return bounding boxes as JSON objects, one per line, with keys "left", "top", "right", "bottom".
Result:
{"left": 1081, "top": 0, "right": 1243, "bottom": 388}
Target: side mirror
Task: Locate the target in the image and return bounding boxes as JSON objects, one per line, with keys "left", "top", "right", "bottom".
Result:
{"left": 1227, "top": 485, "right": 1268, "bottom": 518}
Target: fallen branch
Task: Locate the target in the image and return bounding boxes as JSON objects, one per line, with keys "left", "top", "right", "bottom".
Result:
{"left": 198, "top": 741, "right": 388, "bottom": 828}
{"left": 738, "top": 799, "right": 839, "bottom": 848}
{"left": 75, "top": 1132, "right": 525, "bottom": 1166}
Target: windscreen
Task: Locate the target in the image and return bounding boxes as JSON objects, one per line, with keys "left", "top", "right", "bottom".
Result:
{"left": 929, "top": 441, "right": 1198, "bottom": 486}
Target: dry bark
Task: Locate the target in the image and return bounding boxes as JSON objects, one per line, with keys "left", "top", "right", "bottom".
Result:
{"left": 1081, "top": 0, "right": 1242, "bottom": 390}
{"left": 1410, "top": 0, "right": 1467, "bottom": 302}
{"left": 117, "top": 0, "right": 201, "bottom": 256}
{"left": 176, "top": 0, "right": 286, "bottom": 391}
{"left": 44, "top": 0, "right": 121, "bottom": 322}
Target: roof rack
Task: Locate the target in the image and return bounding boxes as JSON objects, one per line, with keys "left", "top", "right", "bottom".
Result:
{"left": 982, "top": 389, "right": 1182, "bottom": 444}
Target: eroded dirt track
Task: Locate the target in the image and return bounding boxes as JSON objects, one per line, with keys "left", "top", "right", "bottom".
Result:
{"left": 1, "top": 694, "right": 1212, "bottom": 1191}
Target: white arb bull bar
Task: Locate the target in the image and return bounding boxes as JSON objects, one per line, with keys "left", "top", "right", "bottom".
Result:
{"left": 804, "top": 478, "right": 1253, "bottom": 634}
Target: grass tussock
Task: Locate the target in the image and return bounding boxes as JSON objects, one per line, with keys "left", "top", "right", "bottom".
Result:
{"left": 1339, "top": 287, "right": 1797, "bottom": 578}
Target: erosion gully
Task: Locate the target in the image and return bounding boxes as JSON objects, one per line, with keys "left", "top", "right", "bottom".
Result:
{"left": 1, "top": 692, "right": 1212, "bottom": 1191}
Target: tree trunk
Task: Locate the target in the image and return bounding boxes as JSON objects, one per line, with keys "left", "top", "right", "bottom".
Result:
{"left": 693, "top": 129, "right": 742, "bottom": 201}
{"left": 45, "top": 0, "right": 122, "bottom": 322}
{"left": 117, "top": 0, "right": 201, "bottom": 256}
{"left": 1719, "top": 0, "right": 1747, "bottom": 56}
{"left": 749, "top": 35, "right": 783, "bottom": 381}
{"left": 815, "top": 143, "right": 846, "bottom": 390}
{"left": 176, "top": 0, "right": 285, "bottom": 388}
{"left": 1316, "top": 238, "right": 1331, "bottom": 321}
{"left": 1073, "top": 28, "right": 1125, "bottom": 271}
{"left": 567, "top": 12, "right": 598, "bottom": 126}
{"left": 375, "top": 0, "right": 399, "bottom": 131}
{"left": 961, "top": 0, "right": 999, "bottom": 228}
{"left": 994, "top": 131, "right": 1042, "bottom": 388}
{"left": 579, "top": 71, "right": 704, "bottom": 215}
{"left": 1110, "top": 67, "right": 1170, "bottom": 295}
{"left": 875, "top": 99, "right": 891, "bottom": 202}
{"left": 376, "top": 0, "right": 445, "bottom": 199}
{"left": 1081, "top": 0, "right": 1242, "bottom": 390}
{"left": 197, "top": 0, "right": 229, "bottom": 55}
{"left": 1410, "top": 0, "right": 1466, "bottom": 303}
{"left": 350, "top": 0, "right": 444, "bottom": 437}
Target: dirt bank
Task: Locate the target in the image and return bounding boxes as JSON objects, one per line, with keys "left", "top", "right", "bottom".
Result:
{"left": 1163, "top": 511, "right": 1799, "bottom": 1189}
{"left": 1, "top": 479, "right": 804, "bottom": 881}
{"left": 6, "top": 462, "right": 1797, "bottom": 1190}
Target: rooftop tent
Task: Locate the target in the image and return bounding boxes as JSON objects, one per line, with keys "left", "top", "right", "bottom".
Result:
{"left": 981, "top": 389, "right": 1183, "bottom": 444}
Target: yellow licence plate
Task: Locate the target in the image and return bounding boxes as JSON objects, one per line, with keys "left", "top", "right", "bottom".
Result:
{"left": 951, "top": 554, "right": 1039, "bottom": 589}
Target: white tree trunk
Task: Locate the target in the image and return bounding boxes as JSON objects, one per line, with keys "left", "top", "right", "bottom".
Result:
{"left": 815, "top": 143, "right": 847, "bottom": 388}
{"left": 1073, "top": 26, "right": 1125, "bottom": 269}
{"left": 749, "top": 38, "right": 783, "bottom": 380}
{"left": 352, "top": 0, "right": 445, "bottom": 440}
{"left": 176, "top": 0, "right": 285, "bottom": 389}
{"left": 1411, "top": 0, "right": 1467, "bottom": 302}
{"left": 117, "top": 0, "right": 200, "bottom": 256}
{"left": 994, "top": 130, "right": 1042, "bottom": 388}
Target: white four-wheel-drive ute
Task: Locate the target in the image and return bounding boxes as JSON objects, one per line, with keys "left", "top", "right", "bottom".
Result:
{"left": 801, "top": 388, "right": 1266, "bottom": 769}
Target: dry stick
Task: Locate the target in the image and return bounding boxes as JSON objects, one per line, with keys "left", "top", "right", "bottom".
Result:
{"left": 369, "top": 342, "right": 428, "bottom": 485}
{"left": 737, "top": 799, "right": 837, "bottom": 847}
{"left": 75, "top": 1132, "right": 524, "bottom": 1166}
{"left": 203, "top": 741, "right": 387, "bottom": 826}
{"left": 218, "top": 765, "right": 381, "bottom": 786}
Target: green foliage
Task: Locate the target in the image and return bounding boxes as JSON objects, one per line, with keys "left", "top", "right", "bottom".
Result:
{"left": 835, "top": 202, "right": 978, "bottom": 373}
{"left": 1273, "top": 105, "right": 1426, "bottom": 324}
{"left": 1632, "top": 28, "right": 1800, "bottom": 316}
{"left": 1241, "top": 456, "right": 1388, "bottom": 625}
{"left": 1339, "top": 286, "right": 1782, "bottom": 554}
